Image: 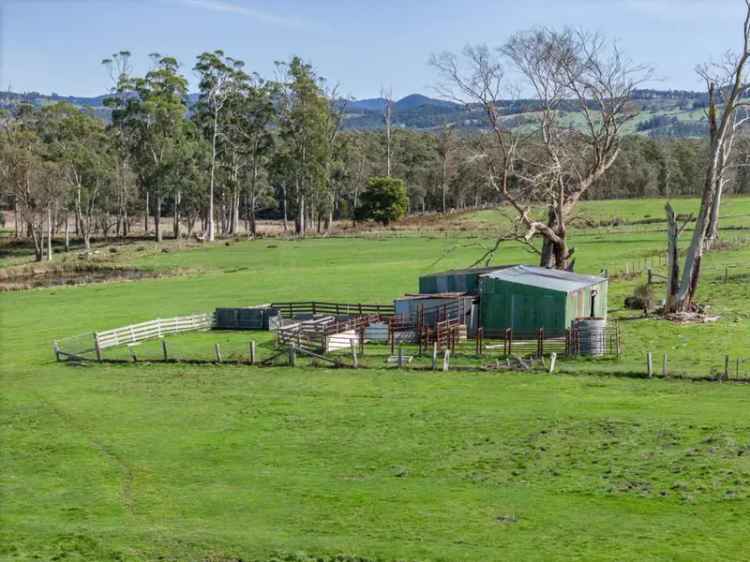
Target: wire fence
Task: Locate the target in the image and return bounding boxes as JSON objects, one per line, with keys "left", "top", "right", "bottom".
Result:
{"left": 54, "top": 327, "right": 750, "bottom": 383}
{"left": 630, "top": 352, "right": 750, "bottom": 381}
{"left": 58, "top": 334, "right": 272, "bottom": 365}
{"left": 602, "top": 235, "right": 750, "bottom": 282}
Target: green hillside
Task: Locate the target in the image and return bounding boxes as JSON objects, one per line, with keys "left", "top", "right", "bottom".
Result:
{"left": 1, "top": 89, "right": 712, "bottom": 138}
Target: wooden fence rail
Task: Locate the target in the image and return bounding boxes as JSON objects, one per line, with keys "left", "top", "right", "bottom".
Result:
{"left": 277, "top": 314, "right": 374, "bottom": 353}
{"left": 271, "top": 301, "right": 394, "bottom": 318}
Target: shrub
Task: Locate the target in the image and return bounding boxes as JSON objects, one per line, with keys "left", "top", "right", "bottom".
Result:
{"left": 355, "top": 177, "right": 408, "bottom": 225}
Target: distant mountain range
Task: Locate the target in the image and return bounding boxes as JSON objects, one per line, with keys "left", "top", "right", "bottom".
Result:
{"left": 347, "top": 94, "right": 461, "bottom": 113}
{"left": 0, "top": 88, "right": 712, "bottom": 138}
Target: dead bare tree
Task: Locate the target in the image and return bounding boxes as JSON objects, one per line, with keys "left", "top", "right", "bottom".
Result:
{"left": 432, "top": 29, "right": 650, "bottom": 269}
{"left": 381, "top": 86, "right": 394, "bottom": 177}
{"left": 666, "top": 0, "right": 750, "bottom": 312}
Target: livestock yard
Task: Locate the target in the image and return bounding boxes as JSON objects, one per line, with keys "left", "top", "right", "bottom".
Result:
{"left": 2, "top": 197, "right": 750, "bottom": 561}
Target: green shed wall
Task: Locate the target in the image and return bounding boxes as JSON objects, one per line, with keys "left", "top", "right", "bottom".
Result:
{"left": 480, "top": 278, "right": 608, "bottom": 334}
{"left": 479, "top": 278, "right": 567, "bottom": 334}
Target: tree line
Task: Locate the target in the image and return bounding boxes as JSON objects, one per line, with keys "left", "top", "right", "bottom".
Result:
{"left": 1, "top": 37, "right": 748, "bottom": 268}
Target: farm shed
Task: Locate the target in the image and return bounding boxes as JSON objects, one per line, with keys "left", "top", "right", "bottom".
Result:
{"left": 479, "top": 266, "right": 608, "bottom": 335}
{"left": 419, "top": 266, "right": 515, "bottom": 295}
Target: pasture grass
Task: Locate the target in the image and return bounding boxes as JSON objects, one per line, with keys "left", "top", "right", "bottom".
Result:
{"left": 1, "top": 197, "right": 750, "bottom": 561}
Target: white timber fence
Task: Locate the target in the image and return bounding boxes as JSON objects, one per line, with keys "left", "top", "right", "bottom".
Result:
{"left": 55, "top": 312, "right": 214, "bottom": 361}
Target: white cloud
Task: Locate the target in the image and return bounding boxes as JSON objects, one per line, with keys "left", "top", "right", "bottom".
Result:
{"left": 177, "top": 0, "right": 305, "bottom": 28}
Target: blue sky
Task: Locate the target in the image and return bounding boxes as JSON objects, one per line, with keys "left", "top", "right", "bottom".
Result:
{"left": 1, "top": 0, "right": 745, "bottom": 99}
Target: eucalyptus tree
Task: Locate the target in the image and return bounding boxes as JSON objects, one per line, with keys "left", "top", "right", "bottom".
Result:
{"left": 101, "top": 51, "right": 137, "bottom": 237}
{"left": 344, "top": 132, "right": 374, "bottom": 217}
{"left": 170, "top": 122, "right": 210, "bottom": 238}
{"left": 36, "top": 103, "right": 114, "bottom": 250}
{"left": 436, "top": 123, "right": 457, "bottom": 213}
{"left": 274, "top": 56, "right": 331, "bottom": 237}
{"left": 194, "top": 50, "right": 248, "bottom": 240}
{"left": 321, "top": 85, "right": 346, "bottom": 231}
{"left": 392, "top": 129, "right": 438, "bottom": 213}
{"left": 0, "top": 108, "right": 63, "bottom": 261}
{"left": 116, "top": 54, "right": 189, "bottom": 243}
{"left": 381, "top": 87, "right": 395, "bottom": 177}
{"left": 217, "top": 71, "right": 276, "bottom": 236}
{"left": 162, "top": 118, "right": 207, "bottom": 238}
{"left": 233, "top": 78, "right": 276, "bottom": 236}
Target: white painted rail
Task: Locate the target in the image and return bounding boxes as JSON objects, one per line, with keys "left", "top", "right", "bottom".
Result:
{"left": 94, "top": 313, "right": 214, "bottom": 350}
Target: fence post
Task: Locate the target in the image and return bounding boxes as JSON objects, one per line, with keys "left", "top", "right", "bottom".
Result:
{"left": 215, "top": 343, "right": 223, "bottom": 363}
{"left": 249, "top": 341, "right": 256, "bottom": 365}
{"left": 615, "top": 321, "right": 622, "bottom": 357}
{"left": 351, "top": 339, "right": 358, "bottom": 368}
{"left": 549, "top": 352, "right": 557, "bottom": 374}
{"left": 538, "top": 328, "right": 544, "bottom": 357}
{"left": 647, "top": 352, "right": 653, "bottom": 378}
{"left": 94, "top": 333, "right": 102, "bottom": 362}
{"left": 442, "top": 349, "right": 450, "bottom": 372}
{"left": 432, "top": 342, "right": 438, "bottom": 371}
{"left": 725, "top": 355, "right": 730, "bottom": 381}
{"left": 129, "top": 345, "right": 137, "bottom": 363}
{"left": 162, "top": 338, "right": 169, "bottom": 361}
{"left": 662, "top": 353, "right": 668, "bottom": 377}
{"left": 398, "top": 344, "right": 404, "bottom": 368}
{"left": 288, "top": 345, "right": 296, "bottom": 367}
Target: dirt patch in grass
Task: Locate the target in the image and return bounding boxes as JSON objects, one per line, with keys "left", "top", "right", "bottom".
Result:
{"left": 0, "top": 262, "right": 162, "bottom": 291}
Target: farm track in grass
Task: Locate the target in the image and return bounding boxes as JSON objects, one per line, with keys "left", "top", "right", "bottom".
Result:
{"left": 1, "top": 197, "right": 750, "bottom": 561}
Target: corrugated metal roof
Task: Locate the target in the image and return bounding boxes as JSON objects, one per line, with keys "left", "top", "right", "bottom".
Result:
{"left": 420, "top": 265, "right": 517, "bottom": 279}
{"left": 481, "top": 265, "right": 606, "bottom": 293}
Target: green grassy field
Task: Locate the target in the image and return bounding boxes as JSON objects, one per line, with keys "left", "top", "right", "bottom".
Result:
{"left": 1, "top": 197, "right": 750, "bottom": 561}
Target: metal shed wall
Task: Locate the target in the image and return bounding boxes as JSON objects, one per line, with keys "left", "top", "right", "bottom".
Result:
{"left": 479, "top": 279, "right": 567, "bottom": 334}
{"left": 479, "top": 275, "right": 608, "bottom": 335}
{"left": 565, "top": 281, "right": 608, "bottom": 322}
{"left": 419, "top": 266, "right": 513, "bottom": 295}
